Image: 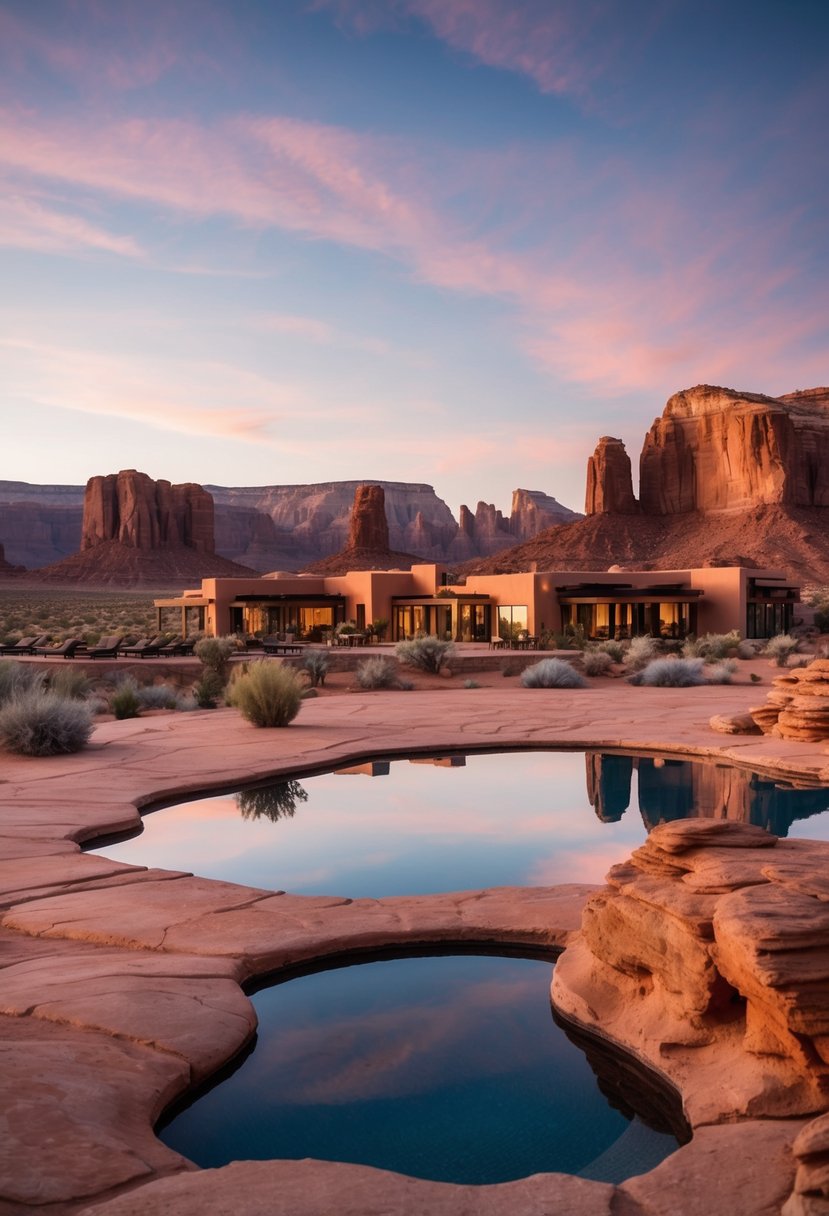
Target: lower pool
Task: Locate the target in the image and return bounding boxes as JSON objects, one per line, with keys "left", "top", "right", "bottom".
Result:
{"left": 158, "top": 952, "right": 684, "bottom": 1184}
{"left": 91, "top": 750, "right": 829, "bottom": 897}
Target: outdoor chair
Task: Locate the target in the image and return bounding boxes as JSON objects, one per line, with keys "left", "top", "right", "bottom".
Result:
{"left": 119, "top": 636, "right": 164, "bottom": 658}
{"left": 0, "top": 635, "right": 46, "bottom": 656}
{"left": 33, "top": 638, "right": 86, "bottom": 659}
{"left": 87, "top": 635, "right": 124, "bottom": 659}
{"left": 489, "top": 636, "right": 505, "bottom": 649}
{"left": 156, "top": 636, "right": 183, "bottom": 656}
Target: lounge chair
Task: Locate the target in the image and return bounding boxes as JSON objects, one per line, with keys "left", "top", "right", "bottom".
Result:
{"left": 175, "top": 637, "right": 197, "bottom": 656}
{"left": 33, "top": 638, "right": 86, "bottom": 659}
{"left": 156, "top": 636, "right": 183, "bottom": 656}
{"left": 0, "top": 635, "right": 47, "bottom": 656}
{"left": 120, "top": 635, "right": 164, "bottom": 658}
{"left": 87, "top": 635, "right": 124, "bottom": 659}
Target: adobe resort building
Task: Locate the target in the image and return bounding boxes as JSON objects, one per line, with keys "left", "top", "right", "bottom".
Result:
{"left": 155, "top": 564, "right": 800, "bottom": 643}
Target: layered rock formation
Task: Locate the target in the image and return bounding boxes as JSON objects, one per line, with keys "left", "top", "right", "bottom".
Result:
{"left": 33, "top": 471, "right": 256, "bottom": 586}
{"left": 750, "top": 658, "right": 829, "bottom": 742}
{"left": 553, "top": 818, "right": 829, "bottom": 1128}
{"left": 303, "top": 484, "right": 422, "bottom": 574}
{"left": 464, "top": 383, "right": 829, "bottom": 582}
{"left": 81, "top": 471, "right": 214, "bottom": 553}
{"left": 0, "top": 478, "right": 582, "bottom": 572}
{"left": 0, "top": 541, "right": 24, "bottom": 575}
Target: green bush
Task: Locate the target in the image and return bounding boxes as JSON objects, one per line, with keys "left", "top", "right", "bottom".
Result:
{"left": 111, "top": 676, "right": 141, "bottom": 720}
{"left": 0, "top": 660, "right": 44, "bottom": 705}
{"left": 228, "top": 661, "right": 303, "bottom": 727}
{"left": 596, "top": 639, "right": 625, "bottom": 663}
{"left": 629, "top": 657, "right": 705, "bottom": 687}
{"left": 303, "top": 649, "right": 330, "bottom": 688}
{"left": 46, "top": 667, "right": 92, "bottom": 700}
{"left": 582, "top": 649, "right": 614, "bottom": 677}
{"left": 192, "top": 669, "right": 226, "bottom": 709}
{"left": 763, "top": 634, "right": 800, "bottom": 667}
{"left": 395, "top": 636, "right": 454, "bottom": 674}
{"left": 194, "top": 636, "right": 236, "bottom": 681}
{"left": 356, "top": 656, "right": 400, "bottom": 689}
{"left": 520, "top": 658, "right": 587, "bottom": 689}
{"left": 0, "top": 690, "right": 92, "bottom": 755}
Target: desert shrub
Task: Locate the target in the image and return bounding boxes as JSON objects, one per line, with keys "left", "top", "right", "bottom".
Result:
{"left": 194, "top": 636, "right": 236, "bottom": 681}
{"left": 356, "top": 656, "right": 400, "bottom": 690}
{"left": 682, "top": 631, "right": 742, "bottom": 660}
{"left": 596, "top": 639, "right": 625, "bottom": 663}
{"left": 500, "top": 659, "right": 521, "bottom": 676}
{"left": 111, "top": 676, "right": 142, "bottom": 720}
{"left": 303, "top": 649, "right": 330, "bottom": 688}
{"left": 463, "top": 678, "right": 481, "bottom": 689}
{"left": 228, "top": 661, "right": 303, "bottom": 727}
{"left": 395, "top": 636, "right": 454, "bottom": 674}
{"left": 0, "top": 660, "right": 44, "bottom": 705}
{"left": 629, "top": 657, "right": 705, "bottom": 687}
{"left": 582, "top": 649, "right": 614, "bottom": 677}
{"left": 707, "top": 660, "right": 738, "bottom": 684}
{"left": 0, "top": 689, "right": 92, "bottom": 756}
{"left": 520, "top": 658, "right": 587, "bottom": 689}
{"left": 192, "top": 669, "right": 226, "bottom": 709}
{"left": 624, "top": 635, "right": 661, "bottom": 671}
{"left": 136, "top": 683, "right": 180, "bottom": 710}
{"left": 736, "top": 640, "right": 757, "bottom": 660}
{"left": 46, "top": 667, "right": 92, "bottom": 700}
{"left": 86, "top": 695, "right": 111, "bottom": 716}
{"left": 764, "top": 634, "right": 800, "bottom": 667}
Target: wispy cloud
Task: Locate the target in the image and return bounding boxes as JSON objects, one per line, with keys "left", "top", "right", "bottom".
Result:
{"left": 0, "top": 190, "right": 143, "bottom": 258}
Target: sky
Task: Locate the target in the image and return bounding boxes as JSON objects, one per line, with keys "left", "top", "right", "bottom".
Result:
{"left": 1, "top": 0, "right": 827, "bottom": 518}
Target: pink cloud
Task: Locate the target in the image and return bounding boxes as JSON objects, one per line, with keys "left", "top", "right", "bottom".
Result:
{"left": 0, "top": 191, "right": 143, "bottom": 257}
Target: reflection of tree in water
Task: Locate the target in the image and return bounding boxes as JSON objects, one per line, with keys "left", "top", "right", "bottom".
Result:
{"left": 236, "top": 780, "right": 308, "bottom": 822}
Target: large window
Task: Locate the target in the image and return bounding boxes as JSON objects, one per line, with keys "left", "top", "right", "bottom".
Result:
{"left": 498, "top": 605, "right": 528, "bottom": 641}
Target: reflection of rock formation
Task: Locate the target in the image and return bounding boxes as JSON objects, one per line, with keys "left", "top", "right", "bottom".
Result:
{"left": 409, "top": 756, "right": 467, "bottom": 769}
{"left": 585, "top": 754, "right": 633, "bottom": 822}
{"left": 586, "top": 753, "right": 829, "bottom": 837}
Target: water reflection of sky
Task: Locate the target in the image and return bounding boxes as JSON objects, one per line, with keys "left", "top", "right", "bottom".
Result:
{"left": 160, "top": 954, "right": 678, "bottom": 1185}
{"left": 92, "top": 752, "right": 829, "bottom": 898}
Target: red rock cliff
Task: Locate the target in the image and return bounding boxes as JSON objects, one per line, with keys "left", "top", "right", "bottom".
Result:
{"left": 639, "top": 384, "right": 829, "bottom": 514}
{"left": 348, "top": 484, "right": 390, "bottom": 550}
{"left": 81, "top": 470, "right": 215, "bottom": 554}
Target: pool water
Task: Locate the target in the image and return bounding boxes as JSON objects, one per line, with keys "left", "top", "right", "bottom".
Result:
{"left": 93, "top": 751, "right": 829, "bottom": 898}
{"left": 159, "top": 953, "right": 682, "bottom": 1185}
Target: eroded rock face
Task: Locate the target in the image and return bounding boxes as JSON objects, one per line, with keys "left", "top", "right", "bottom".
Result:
{"left": 509, "top": 488, "right": 582, "bottom": 535}
{"left": 553, "top": 819, "right": 829, "bottom": 1129}
{"left": 585, "top": 438, "right": 639, "bottom": 514}
{"left": 81, "top": 471, "right": 215, "bottom": 554}
{"left": 751, "top": 658, "right": 829, "bottom": 743}
{"left": 639, "top": 384, "right": 829, "bottom": 514}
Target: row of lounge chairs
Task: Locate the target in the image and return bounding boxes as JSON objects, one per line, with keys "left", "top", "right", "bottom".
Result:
{"left": 0, "top": 634, "right": 198, "bottom": 660}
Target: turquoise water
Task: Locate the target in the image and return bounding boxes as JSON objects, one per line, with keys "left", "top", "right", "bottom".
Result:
{"left": 92, "top": 751, "right": 829, "bottom": 897}
{"left": 159, "top": 953, "right": 682, "bottom": 1184}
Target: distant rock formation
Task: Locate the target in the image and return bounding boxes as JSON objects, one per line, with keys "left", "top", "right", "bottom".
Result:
{"left": 303, "top": 485, "right": 422, "bottom": 574}
{"left": 33, "top": 471, "right": 257, "bottom": 586}
{"left": 0, "top": 541, "right": 24, "bottom": 575}
{"left": 585, "top": 438, "right": 639, "bottom": 514}
{"left": 349, "top": 484, "right": 390, "bottom": 550}
{"left": 81, "top": 470, "right": 215, "bottom": 553}
{"left": 1, "top": 478, "right": 582, "bottom": 571}
{"left": 463, "top": 383, "right": 829, "bottom": 582}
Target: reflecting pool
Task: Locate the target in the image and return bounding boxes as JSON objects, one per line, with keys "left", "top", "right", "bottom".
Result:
{"left": 159, "top": 953, "right": 683, "bottom": 1184}
{"left": 91, "top": 751, "right": 829, "bottom": 897}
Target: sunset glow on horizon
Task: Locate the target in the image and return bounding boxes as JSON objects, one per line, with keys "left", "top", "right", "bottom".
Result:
{"left": 2, "top": 0, "right": 827, "bottom": 515}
